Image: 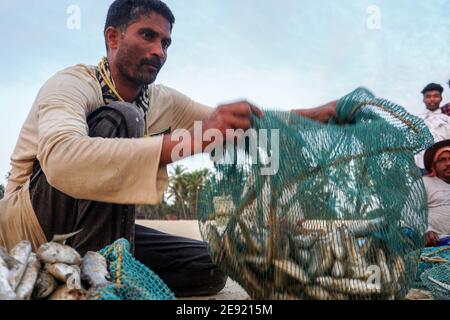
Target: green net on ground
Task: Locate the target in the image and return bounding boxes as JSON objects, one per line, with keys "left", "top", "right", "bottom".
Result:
{"left": 93, "top": 239, "right": 175, "bottom": 300}
{"left": 414, "top": 246, "right": 450, "bottom": 300}
{"left": 198, "top": 87, "right": 434, "bottom": 300}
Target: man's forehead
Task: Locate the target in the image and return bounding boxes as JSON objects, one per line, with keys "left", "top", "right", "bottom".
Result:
{"left": 128, "top": 12, "right": 172, "bottom": 36}
{"left": 425, "top": 90, "right": 442, "bottom": 96}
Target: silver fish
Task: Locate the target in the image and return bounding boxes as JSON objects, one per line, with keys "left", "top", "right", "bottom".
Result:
{"left": 330, "top": 228, "right": 346, "bottom": 261}
{"left": 37, "top": 242, "right": 81, "bottom": 266}
{"left": 0, "top": 256, "right": 16, "bottom": 300}
{"left": 377, "top": 249, "right": 392, "bottom": 292}
{"left": 15, "top": 253, "right": 41, "bottom": 300}
{"left": 273, "top": 259, "right": 310, "bottom": 284}
{"left": 316, "top": 277, "right": 382, "bottom": 295}
{"left": 315, "top": 244, "right": 335, "bottom": 276}
{"left": 331, "top": 261, "right": 346, "bottom": 278}
{"left": 0, "top": 246, "right": 20, "bottom": 269}
{"left": 346, "top": 217, "right": 386, "bottom": 238}
{"left": 32, "top": 271, "right": 58, "bottom": 300}
{"left": 427, "top": 276, "right": 450, "bottom": 291}
{"left": 51, "top": 230, "right": 83, "bottom": 245}
{"left": 45, "top": 263, "right": 82, "bottom": 290}
{"left": 81, "top": 252, "right": 112, "bottom": 289}
{"left": 292, "top": 234, "right": 317, "bottom": 249}
{"left": 48, "top": 285, "right": 88, "bottom": 301}
{"left": 8, "top": 240, "right": 32, "bottom": 291}
{"left": 304, "top": 285, "right": 334, "bottom": 300}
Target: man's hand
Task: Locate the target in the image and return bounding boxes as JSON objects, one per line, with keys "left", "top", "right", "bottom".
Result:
{"left": 425, "top": 231, "right": 440, "bottom": 247}
{"left": 201, "top": 101, "right": 263, "bottom": 150}
{"left": 291, "top": 100, "right": 337, "bottom": 124}
{"left": 160, "top": 101, "right": 263, "bottom": 166}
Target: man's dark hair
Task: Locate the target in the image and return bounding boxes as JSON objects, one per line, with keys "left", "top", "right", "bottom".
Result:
{"left": 421, "top": 83, "right": 444, "bottom": 95}
{"left": 104, "top": 0, "right": 175, "bottom": 50}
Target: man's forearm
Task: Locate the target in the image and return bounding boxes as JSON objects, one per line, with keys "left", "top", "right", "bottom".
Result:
{"left": 291, "top": 101, "right": 337, "bottom": 124}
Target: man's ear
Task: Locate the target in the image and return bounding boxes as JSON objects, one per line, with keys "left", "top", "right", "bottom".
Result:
{"left": 105, "top": 26, "right": 122, "bottom": 51}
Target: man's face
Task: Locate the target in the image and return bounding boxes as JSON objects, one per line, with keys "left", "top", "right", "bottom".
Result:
{"left": 434, "top": 151, "right": 450, "bottom": 182}
{"left": 113, "top": 12, "right": 172, "bottom": 87}
{"left": 423, "top": 90, "right": 443, "bottom": 111}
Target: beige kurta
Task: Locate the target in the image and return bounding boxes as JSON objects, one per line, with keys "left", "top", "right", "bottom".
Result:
{"left": 0, "top": 64, "right": 213, "bottom": 251}
{"left": 423, "top": 176, "right": 450, "bottom": 236}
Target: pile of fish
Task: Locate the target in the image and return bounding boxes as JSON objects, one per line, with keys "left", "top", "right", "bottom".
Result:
{"left": 204, "top": 216, "right": 415, "bottom": 300}
{"left": 0, "top": 232, "right": 112, "bottom": 300}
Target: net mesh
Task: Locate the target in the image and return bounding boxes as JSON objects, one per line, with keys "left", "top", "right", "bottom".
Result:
{"left": 198, "top": 87, "right": 434, "bottom": 300}
{"left": 93, "top": 239, "right": 175, "bottom": 300}
{"left": 414, "top": 246, "right": 450, "bottom": 300}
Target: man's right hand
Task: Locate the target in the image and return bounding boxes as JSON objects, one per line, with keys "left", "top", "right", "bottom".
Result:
{"left": 160, "top": 101, "right": 263, "bottom": 166}
{"left": 425, "top": 231, "right": 440, "bottom": 247}
{"left": 201, "top": 101, "right": 263, "bottom": 150}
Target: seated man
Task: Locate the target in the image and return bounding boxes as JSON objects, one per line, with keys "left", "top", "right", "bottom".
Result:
{"left": 422, "top": 140, "right": 450, "bottom": 247}
{"left": 415, "top": 83, "right": 450, "bottom": 172}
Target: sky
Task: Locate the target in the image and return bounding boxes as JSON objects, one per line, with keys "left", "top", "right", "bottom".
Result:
{"left": 0, "top": 0, "right": 449, "bottom": 186}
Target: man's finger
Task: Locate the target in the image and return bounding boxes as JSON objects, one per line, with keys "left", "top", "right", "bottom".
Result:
{"left": 249, "top": 103, "right": 264, "bottom": 118}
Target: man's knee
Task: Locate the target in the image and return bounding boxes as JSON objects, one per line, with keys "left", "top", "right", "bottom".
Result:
{"left": 87, "top": 102, "right": 145, "bottom": 139}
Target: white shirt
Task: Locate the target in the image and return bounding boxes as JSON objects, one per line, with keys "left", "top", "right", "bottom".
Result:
{"left": 415, "top": 109, "right": 450, "bottom": 168}
{"left": 423, "top": 176, "right": 450, "bottom": 236}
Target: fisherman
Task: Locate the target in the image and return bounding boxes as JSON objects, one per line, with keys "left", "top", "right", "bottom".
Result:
{"left": 422, "top": 140, "right": 450, "bottom": 247}
{"left": 414, "top": 83, "right": 450, "bottom": 172}
{"left": 0, "top": 0, "right": 337, "bottom": 297}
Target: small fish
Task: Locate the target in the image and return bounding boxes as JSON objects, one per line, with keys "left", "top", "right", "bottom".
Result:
{"left": 331, "top": 261, "right": 346, "bottom": 278}
{"left": 37, "top": 242, "right": 81, "bottom": 266}
{"left": 0, "top": 256, "right": 16, "bottom": 300}
{"left": 330, "top": 228, "right": 346, "bottom": 261}
{"left": 377, "top": 249, "right": 392, "bottom": 293}
{"left": 0, "top": 246, "right": 21, "bottom": 269}
{"left": 32, "top": 271, "right": 58, "bottom": 300}
{"left": 15, "top": 253, "right": 41, "bottom": 300}
{"left": 273, "top": 259, "right": 310, "bottom": 284}
{"left": 427, "top": 276, "right": 450, "bottom": 291}
{"left": 48, "top": 285, "right": 88, "bottom": 301}
{"left": 315, "top": 245, "right": 335, "bottom": 276}
{"left": 81, "top": 252, "right": 112, "bottom": 289}
{"left": 51, "top": 230, "right": 83, "bottom": 245}
{"left": 316, "top": 277, "right": 381, "bottom": 295}
{"left": 341, "top": 227, "right": 368, "bottom": 268}
{"left": 8, "top": 240, "right": 32, "bottom": 291}
{"left": 346, "top": 217, "right": 386, "bottom": 238}
{"left": 292, "top": 234, "right": 317, "bottom": 249}
{"left": 45, "top": 263, "right": 82, "bottom": 290}
{"left": 304, "top": 285, "right": 334, "bottom": 300}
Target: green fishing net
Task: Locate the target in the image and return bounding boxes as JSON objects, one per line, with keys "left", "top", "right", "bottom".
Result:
{"left": 93, "top": 239, "right": 175, "bottom": 300}
{"left": 414, "top": 246, "right": 450, "bottom": 300}
{"left": 198, "top": 87, "right": 434, "bottom": 300}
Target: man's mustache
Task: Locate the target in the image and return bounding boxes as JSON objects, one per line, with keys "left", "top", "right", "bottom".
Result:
{"left": 141, "top": 58, "right": 162, "bottom": 69}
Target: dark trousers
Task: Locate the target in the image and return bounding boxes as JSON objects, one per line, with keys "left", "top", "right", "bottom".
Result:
{"left": 29, "top": 102, "right": 227, "bottom": 297}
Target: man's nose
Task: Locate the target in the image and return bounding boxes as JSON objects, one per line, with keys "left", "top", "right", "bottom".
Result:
{"left": 149, "top": 42, "right": 165, "bottom": 60}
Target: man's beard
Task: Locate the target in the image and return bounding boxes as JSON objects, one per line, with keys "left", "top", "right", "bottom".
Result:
{"left": 115, "top": 46, "right": 162, "bottom": 87}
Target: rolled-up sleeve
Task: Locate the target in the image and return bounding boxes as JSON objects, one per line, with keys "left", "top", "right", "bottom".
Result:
{"left": 36, "top": 68, "right": 166, "bottom": 205}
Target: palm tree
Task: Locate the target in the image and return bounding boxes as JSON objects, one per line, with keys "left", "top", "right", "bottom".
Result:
{"left": 168, "top": 165, "right": 189, "bottom": 219}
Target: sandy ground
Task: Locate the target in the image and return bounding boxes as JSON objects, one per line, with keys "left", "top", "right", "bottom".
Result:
{"left": 137, "top": 220, "right": 250, "bottom": 300}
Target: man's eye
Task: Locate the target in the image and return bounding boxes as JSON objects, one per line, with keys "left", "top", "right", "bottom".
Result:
{"left": 142, "top": 32, "right": 154, "bottom": 40}
{"left": 162, "top": 41, "right": 170, "bottom": 49}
